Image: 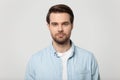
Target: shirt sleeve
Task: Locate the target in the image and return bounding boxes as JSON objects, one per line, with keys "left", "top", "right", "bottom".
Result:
{"left": 91, "top": 54, "right": 100, "bottom": 80}
{"left": 25, "top": 57, "right": 35, "bottom": 80}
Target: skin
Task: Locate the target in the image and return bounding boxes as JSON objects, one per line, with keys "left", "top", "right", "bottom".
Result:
{"left": 48, "top": 13, "right": 73, "bottom": 53}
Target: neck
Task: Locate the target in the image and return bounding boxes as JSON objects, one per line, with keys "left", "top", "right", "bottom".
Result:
{"left": 53, "top": 40, "right": 71, "bottom": 53}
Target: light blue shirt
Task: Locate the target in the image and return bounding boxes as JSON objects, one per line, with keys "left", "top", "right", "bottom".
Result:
{"left": 25, "top": 41, "right": 100, "bottom": 80}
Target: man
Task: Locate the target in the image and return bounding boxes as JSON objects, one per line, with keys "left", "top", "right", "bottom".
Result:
{"left": 25, "top": 4, "right": 100, "bottom": 80}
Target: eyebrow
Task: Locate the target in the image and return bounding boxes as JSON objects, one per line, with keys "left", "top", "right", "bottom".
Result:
{"left": 51, "top": 21, "right": 70, "bottom": 24}
{"left": 62, "top": 21, "right": 70, "bottom": 24}
{"left": 50, "top": 22, "right": 58, "bottom": 25}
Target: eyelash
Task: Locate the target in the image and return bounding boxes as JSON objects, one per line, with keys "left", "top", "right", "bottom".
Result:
{"left": 51, "top": 23, "right": 70, "bottom": 26}
{"left": 63, "top": 23, "right": 69, "bottom": 25}
{"left": 52, "top": 23, "right": 57, "bottom": 26}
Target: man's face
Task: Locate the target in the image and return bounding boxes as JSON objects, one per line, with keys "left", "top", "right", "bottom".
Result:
{"left": 48, "top": 13, "right": 73, "bottom": 44}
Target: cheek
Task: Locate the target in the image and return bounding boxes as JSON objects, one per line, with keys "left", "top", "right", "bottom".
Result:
{"left": 65, "top": 28, "right": 72, "bottom": 34}
{"left": 49, "top": 28, "right": 55, "bottom": 33}
{"left": 50, "top": 29, "right": 57, "bottom": 36}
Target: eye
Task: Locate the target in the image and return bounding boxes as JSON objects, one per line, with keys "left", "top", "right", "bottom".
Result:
{"left": 51, "top": 22, "right": 58, "bottom": 26}
{"left": 63, "top": 22, "right": 70, "bottom": 26}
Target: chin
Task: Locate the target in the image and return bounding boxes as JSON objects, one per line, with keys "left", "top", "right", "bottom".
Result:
{"left": 54, "top": 39, "right": 69, "bottom": 45}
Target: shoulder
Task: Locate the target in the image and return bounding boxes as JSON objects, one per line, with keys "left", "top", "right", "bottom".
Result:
{"left": 74, "top": 45, "right": 95, "bottom": 59}
{"left": 75, "top": 46, "right": 93, "bottom": 55}
{"left": 28, "top": 47, "right": 49, "bottom": 62}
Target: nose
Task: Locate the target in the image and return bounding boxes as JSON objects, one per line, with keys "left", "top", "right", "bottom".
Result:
{"left": 58, "top": 25, "right": 63, "bottom": 32}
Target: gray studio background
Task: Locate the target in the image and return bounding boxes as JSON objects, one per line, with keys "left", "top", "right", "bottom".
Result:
{"left": 0, "top": 0, "right": 120, "bottom": 80}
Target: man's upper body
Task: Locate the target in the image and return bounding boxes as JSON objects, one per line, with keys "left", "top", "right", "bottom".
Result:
{"left": 25, "top": 4, "right": 100, "bottom": 80}
{"left": 25, "top": 41, "right": 100, "bottom": 80}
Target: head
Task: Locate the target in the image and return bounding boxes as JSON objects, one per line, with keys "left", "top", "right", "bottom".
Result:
{"left": 46, "top": 4, "right": 74, "bottom": 44}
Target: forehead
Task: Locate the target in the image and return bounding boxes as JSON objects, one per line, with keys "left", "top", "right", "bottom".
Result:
{"left": 49, "top": 13, "right": 70, "bottom": 22}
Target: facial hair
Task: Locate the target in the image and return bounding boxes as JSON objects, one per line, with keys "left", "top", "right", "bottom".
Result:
{"left": 51, "top": 32, "right": 71, "bottom": 45}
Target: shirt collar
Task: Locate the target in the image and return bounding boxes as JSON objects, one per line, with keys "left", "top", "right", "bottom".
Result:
{"left": 48, "top": 40, "right": 75, "bottom": 58}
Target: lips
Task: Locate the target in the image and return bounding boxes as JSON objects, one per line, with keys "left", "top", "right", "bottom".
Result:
{"left": 56, "top": 33, "right": 65, "bottom": 38}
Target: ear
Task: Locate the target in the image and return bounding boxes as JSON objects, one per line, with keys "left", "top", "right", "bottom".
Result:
{"left": 47, "top": 23, "right": 50, "bottom": 30}
{"left": 71, "top": 23, "right": 73, "bottom": 30}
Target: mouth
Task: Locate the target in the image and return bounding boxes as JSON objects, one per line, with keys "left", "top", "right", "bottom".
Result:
{"left": 57, "top": 33, "right": 65, "bottom": 38}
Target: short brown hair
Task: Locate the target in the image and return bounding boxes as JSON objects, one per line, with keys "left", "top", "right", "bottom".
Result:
{"left": 46, "top": 4, "right": 74, "bottom": 24}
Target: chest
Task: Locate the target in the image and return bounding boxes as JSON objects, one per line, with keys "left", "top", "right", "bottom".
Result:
{"left": 34, "top": 57, "right": 91, "bottom": 80}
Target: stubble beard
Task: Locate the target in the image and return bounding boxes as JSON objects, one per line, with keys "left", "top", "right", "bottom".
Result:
{"left": 52, "top": 33, "right": 71, "bottom": 45}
